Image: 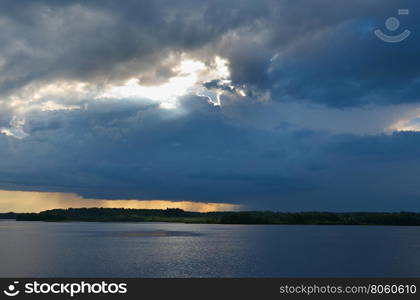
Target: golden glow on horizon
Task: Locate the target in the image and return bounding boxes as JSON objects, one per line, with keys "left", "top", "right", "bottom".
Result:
{"left": 0, "top": 190, "right": 242, "bottom": 213}
{"left": 388, "top": 119, "right": 420, "bottom": 132}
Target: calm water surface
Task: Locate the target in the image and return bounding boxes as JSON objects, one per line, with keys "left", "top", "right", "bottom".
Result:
{"left": 1, "top": 220, "right": 420, "bottom": 277}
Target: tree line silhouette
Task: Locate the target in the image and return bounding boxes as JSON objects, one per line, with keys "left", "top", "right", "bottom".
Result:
{"left": 7, "top": 208, "right": 420, "bottom": 225}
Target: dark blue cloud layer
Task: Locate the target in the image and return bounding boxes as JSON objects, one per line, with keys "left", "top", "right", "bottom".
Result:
{"left": 1, "top": 97, "right": 420, "bottom": 211}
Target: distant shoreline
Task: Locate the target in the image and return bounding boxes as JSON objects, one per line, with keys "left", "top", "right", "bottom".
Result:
{"left": 3, "top": 208, "right": 420, "bottom": 226}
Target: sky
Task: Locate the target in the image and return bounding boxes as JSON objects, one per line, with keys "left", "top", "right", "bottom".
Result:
{"left": 1, "top": 0, "right": 420, "bottom": 212}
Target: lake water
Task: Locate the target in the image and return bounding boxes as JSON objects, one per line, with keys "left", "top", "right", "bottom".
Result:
{"left": 1, "top": 220, "right": 420, "bottom": 277}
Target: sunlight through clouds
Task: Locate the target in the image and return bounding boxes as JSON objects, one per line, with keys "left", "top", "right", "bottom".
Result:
{"left": 99, "top": 56, "right": 234, "bottom": 109}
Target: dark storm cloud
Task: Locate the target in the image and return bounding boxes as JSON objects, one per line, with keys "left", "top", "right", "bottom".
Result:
{"left": 1, "top": 96, "right": 420, "bottom": 210}
{"left": 268, "top": 20, "right": 420, "bottom": 107}
{"left": 219, "top": 0, "right": 420, "bottom": 107}
{"left": 0, "top": 97, "right": 321, "bottom": 205}
{"left": 0, "top": 0, "right": 270, "bottom": 95}
{"left": 0, "top": 0, "right": 417, "bottom": 106}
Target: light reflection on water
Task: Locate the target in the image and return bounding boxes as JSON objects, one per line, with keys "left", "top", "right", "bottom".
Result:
{"left": 1, "top": 220, "right": 420, "bottom": 277}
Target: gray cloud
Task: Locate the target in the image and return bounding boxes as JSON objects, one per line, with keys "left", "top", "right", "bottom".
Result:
{"left": 0, "top": 0, "right": 416, "bottom": 106}
{"left": 0, "top": 96, "right": 420, "bottom": 210}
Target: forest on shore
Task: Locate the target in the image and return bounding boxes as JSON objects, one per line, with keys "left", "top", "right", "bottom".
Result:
{"left": 5, "top": 208, "right": 420, "bottom": 225}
